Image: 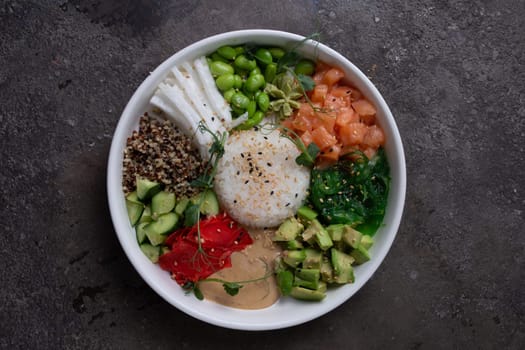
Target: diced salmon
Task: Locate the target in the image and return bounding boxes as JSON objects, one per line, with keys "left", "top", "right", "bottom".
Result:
{"left": 336, "top": 107, "right": 359, "bottom": 128}
{"left": 311, "top": 84, "right": 328, "bottom": 103}
{"left": 362, "top": 125, "right": 385, "bottom": 148}
{"left": 322, "top": 68, "right": 345, "bottom": 87}
{"left": 352, "top": 99, "right": 376, "bottom": 117}
{"left": 339, "top": 122, "right": 367, "bottom": 146}
{"left": 311, "top": 126, "right": 338, "bottom": 150}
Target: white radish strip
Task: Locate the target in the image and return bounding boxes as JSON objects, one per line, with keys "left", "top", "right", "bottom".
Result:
{"left": 170, "top": 66, "right": 225, "bottom": 134}
{"left": 157, "top": 83, "right": 212, "bottom": 158}
{"left": 193, "top": 57, "right": 232, "bottom": 127}
{"left": 150, "top": 95, "right": 193, "bottom": 136}
{"left": 228, "top": 112, "right": 249, "bottom": 129}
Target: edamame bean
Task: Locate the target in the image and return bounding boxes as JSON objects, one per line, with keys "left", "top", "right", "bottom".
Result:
{"left": 234, "top": 55, "right": 257, "bottom": 71}
{"left": 215, "top": 73, "right": 235, "bottom": 91}
{"left": 210, "top": 52, "right": 229, "bottom": 64}
{"left": 223, "top": 88, "right": 236, "bottom": 102}
{"left": 268, "top": 47, "right": 285, "bottom": 60}
{"left": 244, "top": 74, "right": 265, "bottom": 92}
{"left": 231, "top": 92, "right": 250, "bottom": 109}
{"left": 257, "top": 92, "right": 270, "bottom": 112}
{"left": 246, "top": 100, "right": 257, "bottom": 117}
{"left": 264, "top": 63, "right": 277, "bottom": 83}
{"left": 233, "top": 74, "right": 243, "bottom": 89}
{"left": 238, "top": 110, "right": 265, "bottom": 130}
{"left": 294, "top": 59, "right": 315, "bottom": 76}
{"left": 234, "top": 46, "right": 245, "bottom": 55}
{"left": 255, "top": 48, "right": 273, "bottom": 65}
{"left": 250, "top": 67, "right": 261, "bottom": 76}
{"left": 209, "top": 61, "right": 234, "bottom": 76}
{"left": 217, "top": 46, "right": 237, "bottom": 60}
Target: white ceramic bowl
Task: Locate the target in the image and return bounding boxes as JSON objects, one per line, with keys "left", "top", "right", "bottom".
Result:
{"left": 107, "top": 29, "right": 406, "bottom": 330}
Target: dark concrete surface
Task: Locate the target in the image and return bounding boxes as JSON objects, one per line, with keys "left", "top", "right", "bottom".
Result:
{"left": 1, "top": 0, "right": 523, "bottom": 348}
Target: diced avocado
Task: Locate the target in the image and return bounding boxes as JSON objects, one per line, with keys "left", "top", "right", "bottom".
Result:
{"left": 342, "top": 226, "right": 363, "bottom": 249}
{"left": 289, "top": 286, "right": 326, "bottom": 301}
{"left": 350, "top": 245, "right": 371, "bottom": 264}
{"left": 199, "top": 190, "right": 220, "bottom": 216}
{"left": 294, "top": 268, "right": 321, "bottom": 290}
{"left": 126, "top": 191, "right": 142, "bottom": 204}
{"left": 320, "top": 257, "right": 335, "bottom": 283}
{"left": 136, "top": 177, "right": 161, "bottom": 201}
{"left": 139, "top": 243, "right": 160, "bottom": 263}
{"left": 151, "top": 191, "right": 176, "bottom": 216}
{"left": 274, "top": 217, "right": 304, "bottom": 241}
{"left": 139, "top": 205, "right": 152, "bottom": 224}
{"left": 297, "top": 206, "right": 318, "bottom": 222}
{"left": 315, "top": 227, "right": 333, "bottom": 251}
{"left": 302, "top": 219, "right": 323, "bottom": 244}
{"left": 136, "top": 222, "right": 148, "bottom": 244}
{"left": 330, "top": 248, "right": 355, "bottom": 284}
{"left": 360, "top": 235, "right": 374, "bottom": 250}
{"left": 174, "top": 197, "right": 189, "bottom": 216}
{"left": 126, "top": 199, "right": 144, "bottom": 226}
{"left": 282, "top": 250, "right": 306, "bottom": 268}
{"left": 146, "top": 212, "right": 179, "bottom": 235}
{"left": 303, "top": 248, "right": 322, "bottom": 269}
{"left": 326, "top": 224, "right": 345, "bottom": 241}
{"left": 287, "top": 239, "right": 304, "bottom": 250}
{"left": 276, "top": 269, "right": 293, "bottom": 296}
{"left": 317, "top": 281, "right": 327, "bottom": 293}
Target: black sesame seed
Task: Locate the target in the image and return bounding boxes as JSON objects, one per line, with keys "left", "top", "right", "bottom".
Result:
{"left": 267, "top": 162, "right": 272, "bottom": 167}
{"left": 245, "top": 180, "right": 249, "bottom": 184}
{"left": 285, "top": 203, "right": 290, "bottom": 207}
{"left": 258, "top": 151, "right": 262, "bottom": 155}
{"left": 234, "top": 200, "right": 237, "bottom": 203}
{"left": 240, "top": 153, "right": 244, "bottom": 158}
{"left": 270, "top": 190, "right": 274, "bottom": 195}
{"left": 236, "top": 171, "right": 240, "bottom": 175}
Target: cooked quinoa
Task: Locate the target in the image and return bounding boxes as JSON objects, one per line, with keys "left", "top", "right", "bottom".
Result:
{"left": 122, "top": 113, "right": 206, "bottom": 197}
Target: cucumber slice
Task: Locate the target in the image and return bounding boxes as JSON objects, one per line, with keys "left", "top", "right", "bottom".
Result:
{"left": 140, "top": 244, "right": 160, "bottom": 263}
{"left": 144, "top": 225, "right": 166, "bottom": 246}
{"left": 199, "top": 190, "right": 219, "bottom": 216}
{"left": 146, "top": 212, "right": 179, "bottom": 235}
{"left": 136, "top": 177, "right": 161, "bottom": 201}
{"left": 139, "top": 205, "right": 152, "bottom": 224}
{"left": 175, "top": 197, "right": 189, "bottom": 216}
{"left": 136, "top": 222, "right": 148, "bottom": 244}
{"left": 126, "top": 191, "right": 142, "bottom": 204}
{"left": 151, "top": 191, "right": 176, "bottom": 216}
{"left": 126, "top": 199, "right": 144, "bottom": 226}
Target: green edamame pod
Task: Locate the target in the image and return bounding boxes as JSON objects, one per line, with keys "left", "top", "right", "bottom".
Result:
{"left": 295, "top": 59, "right": 315, "bottom": 76}
{"left": 233, "top": 74, "right": 243, "bottom": 89}
{"left": 264, "top": 63, "right": 277, "bottom": 83}
{"left": 237, "top": 110, "right": 265, "bottom": 130}
{"left": 217, "top": 46, "right": 237, "bottom": 60}
{"left": 223, "top": 88, "right": 236, "bottom": 102}
{"left": 257, "top": 92, "right": 270, "bottom": 112}
{"left": 246, "top": 100, "right": 257, "bottom": 118}
{"left": 209, "top": 61, "right": 234, "bottom": 76}
{"left": 215, "top": 73, "right": 235, "bottom": 91}
{"left": 231, "top": 92, "right": 250, "bottom": 109}
{"left": 244, "top": 74, "right": 265, "bottom": 92}
{"left": 268, "top": 47, "right": 285, "bottom": 60}
{"left": 234, "top": 55, "right": 257, "bottom": 71}
{"left": 255, "top": 48, "right": 273, "bottom": 65}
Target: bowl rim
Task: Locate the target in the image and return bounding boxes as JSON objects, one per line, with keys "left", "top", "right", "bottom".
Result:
{"left": 107, "top": 29, "right": 406, "bottom": 330}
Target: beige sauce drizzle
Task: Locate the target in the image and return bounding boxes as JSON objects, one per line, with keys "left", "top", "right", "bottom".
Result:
{"left": 198, "top": 228, "right": 282, "bottom": 310}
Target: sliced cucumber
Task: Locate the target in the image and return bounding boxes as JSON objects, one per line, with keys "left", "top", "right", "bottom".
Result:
{"left": 151, "top": 191, "right": 176, "bottom": 216}
{"left": 139, "top": 205, "right": 152, "bottom": 224}
{"left": 126, "top": 199, "right": 144, "bottom": 226}
{"left": 140, "top": 244, "right": 160, "bottom": 263}
{"left": 126, "top": 191, "right": 142, "bottom": 204}
{"left": 175, "top": 197, "right": 189, "bottom": 216}
{"left": 199, "top": 189, "right": 219, "bottom": 216}
{"left": 136, "top": 177, "right": 161, "bottom": 201}
{"left": 136, "top": 222, "right": 148, "bottom": 244}
{"left": 144, "top": 225, "right": 166, "bottom": 246}
{"left": 146, "top": 212, "right": 179, "bottom": 235}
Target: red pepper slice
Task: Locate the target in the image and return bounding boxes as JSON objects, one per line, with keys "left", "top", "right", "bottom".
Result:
{"left": 158, "top": 213, "right": 252, "bottom": 285}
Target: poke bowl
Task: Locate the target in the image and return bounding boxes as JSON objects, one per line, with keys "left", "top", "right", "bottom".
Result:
{"left": 107, "top": 29, "right": 406, "bottom": 330}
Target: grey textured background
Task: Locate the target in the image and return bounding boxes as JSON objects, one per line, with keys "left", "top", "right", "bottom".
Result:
{"left": 1, "top": 0, "right": 524, "bottom": 349}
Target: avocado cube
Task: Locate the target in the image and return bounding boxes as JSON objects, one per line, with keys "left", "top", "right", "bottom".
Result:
{"left": 287, "top": 239, "right": 304, "bottom": 250}
{"left": 274, "top": 217, "right": 304, "bottom": 241}
{"left": 360, "top": 235, "right": 374, "bottom": 250}
{"left": 302, "top": 219, "right": 333, "bottom": 250}
{"left": 317, "top": 281, "right": 328, "bottom": 293}
{"left": 330, "top": 248, "right": 355, "bottom": 284}
{"left": 297, "top": 206, "right": 318, "bottom": 222}
{"left": 294, "top": 268, "right": 321, "bottom": 290}
{"left": 289, "top": 286, "right": 326, "bottom": 301}
{"left": 342, "top": 226, "right": 363, "bottom": 249}
{"left": 320, "top": 257, "right": 335, "bottom": 283}
{"left": 174, "top": 197, "right": 189, "bottom": 216}
{"left": 326, "top": 224, "right": 345, "bottom": 241}
{"left": 315, "top": 228, "right": 333, "bottom": 251}
{"left": 303, "top": 248, "right": 322, "bottom": 269}
{"left": 350, "top": 245, "right": 371, "bottom": 265}
{"left": 283, "top": 250, "right": 306, "bottom": 268}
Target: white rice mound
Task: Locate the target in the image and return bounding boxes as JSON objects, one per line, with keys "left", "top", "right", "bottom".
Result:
{"left": 214, "top": 128, "right": 310, "bottom": 228}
